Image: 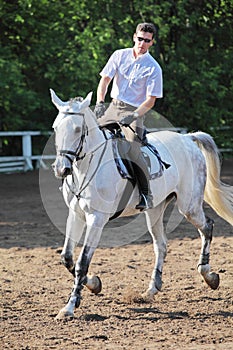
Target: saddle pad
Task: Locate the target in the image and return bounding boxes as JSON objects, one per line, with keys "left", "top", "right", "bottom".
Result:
{"left": 112, "top": 139, "right": 168, "bottom": 181}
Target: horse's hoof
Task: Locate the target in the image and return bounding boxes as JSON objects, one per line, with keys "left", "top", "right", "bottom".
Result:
{"left": 85, "top": 275, "right": 102, "bottom": 294}
{"left": 206, "top": 272, "right": 220, "bottom": 290}
{"left": 91, "top": 276, "right": 102, "bottom": 294}
{"left": 54, "top": 308, "right": 74, "bottom": 320}
{"left": 141, "top": 290, "right": 155, "bottom": 303}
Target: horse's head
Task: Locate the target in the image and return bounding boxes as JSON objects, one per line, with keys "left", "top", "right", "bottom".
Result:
{"left": 50, "top": 89, "right": 93, "bottom": 178}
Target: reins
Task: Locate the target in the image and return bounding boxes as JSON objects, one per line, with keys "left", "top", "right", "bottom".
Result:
{"left": 74, "top": 141, "right": 108, "bottom": 199}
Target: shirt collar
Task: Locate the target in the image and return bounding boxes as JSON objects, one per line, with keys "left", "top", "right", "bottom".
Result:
{"left": 132, "top": 48, "right": 150, "bottom": 61}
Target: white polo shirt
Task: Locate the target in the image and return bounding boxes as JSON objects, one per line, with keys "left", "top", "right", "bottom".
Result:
{"left": 100, "top": 48, "right": 163, "bottom": 107}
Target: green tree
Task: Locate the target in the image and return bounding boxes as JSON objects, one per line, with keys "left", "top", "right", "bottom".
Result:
{"left": 0, "top": 0, "right": 232, "bottom": 151}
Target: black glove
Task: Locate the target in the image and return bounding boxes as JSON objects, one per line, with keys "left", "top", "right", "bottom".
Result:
{"left": 119, "top": 114, "right": 135, "bottom": 127}
{"left": 94, "top": 101, "right": 106, "bottom": 118}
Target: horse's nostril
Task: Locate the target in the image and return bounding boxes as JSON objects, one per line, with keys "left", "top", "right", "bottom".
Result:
{"left": 63, "top": 167, "right": 71, "bottom": 176}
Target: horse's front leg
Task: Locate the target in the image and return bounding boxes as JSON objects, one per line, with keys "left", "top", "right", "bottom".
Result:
{"left": 56, "top": 212, "right": 109, "bottom": 319}
{"left": 197, "top": 217, "right": 220, "bottom": 289}
{"left": 61, "top": 208, "right": 86, "bottom": 277}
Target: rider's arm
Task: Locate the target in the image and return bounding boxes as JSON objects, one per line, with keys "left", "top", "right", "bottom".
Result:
{"left": 134, "top": 95, "right": 157, "bottom": 117}
{"left": 96, "top": 75, "right": 112, "bottom": 103}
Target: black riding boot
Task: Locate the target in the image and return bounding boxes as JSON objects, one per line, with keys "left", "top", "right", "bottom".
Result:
{"left": 132, "top": 158, "right": 153, "bottom": 211}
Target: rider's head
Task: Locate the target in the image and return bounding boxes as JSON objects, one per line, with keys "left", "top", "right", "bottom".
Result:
{"left": 133, "top": 23, "right": 156, "bottom": 57}
{"left": 135, "top": 23, "right": 156, "bottom": 39}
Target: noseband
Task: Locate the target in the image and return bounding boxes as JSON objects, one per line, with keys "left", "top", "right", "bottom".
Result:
{"left": 58, "top": 112, "right": 88, "bottom": 164}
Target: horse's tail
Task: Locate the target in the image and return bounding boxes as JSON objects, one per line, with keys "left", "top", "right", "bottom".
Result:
{"left": 188, "top": 131, "right": 233, "bottom": 226}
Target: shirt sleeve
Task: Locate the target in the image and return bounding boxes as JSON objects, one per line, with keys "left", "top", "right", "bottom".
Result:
{"left": 100, "top": 50, "right": 119, "bottom": 79}
{"left": 146, "top": 65, "right": 163, "bottom": 98}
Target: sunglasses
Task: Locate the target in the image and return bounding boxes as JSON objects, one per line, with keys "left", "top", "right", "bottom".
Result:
{"left": 137, "top": 36, "right": 152, "bottom": 43}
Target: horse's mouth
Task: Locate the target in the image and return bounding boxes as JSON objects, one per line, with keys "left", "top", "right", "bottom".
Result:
{"left": 54, "top": 167, "right": 72, "bottom": 179}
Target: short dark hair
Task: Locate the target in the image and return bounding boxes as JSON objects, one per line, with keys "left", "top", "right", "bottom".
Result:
{"left": 136, "top": 23, "right": 156, "bottom": 38}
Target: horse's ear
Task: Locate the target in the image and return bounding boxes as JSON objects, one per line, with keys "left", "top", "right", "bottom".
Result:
{"left": 80, "top": 91, "right": 93, "bottom": 110}
{"left": 86, "top": 91, "right": 93, "bottom": 102}
{"left": 50, "top": 89, "right": 67, "bottom": 109}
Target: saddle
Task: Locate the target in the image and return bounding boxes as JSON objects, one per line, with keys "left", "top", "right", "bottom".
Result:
{"left": 102, "top": 123, "right": 170, "bottom": 182}
{"left": 101, "top": 124, "right": 170, "bottom": 220}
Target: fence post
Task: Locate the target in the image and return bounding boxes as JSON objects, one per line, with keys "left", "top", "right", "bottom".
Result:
{"left": 22, "top": 134, "right": 33, "bottom": 171}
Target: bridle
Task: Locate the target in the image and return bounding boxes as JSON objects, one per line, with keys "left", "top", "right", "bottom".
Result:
{"left": 57, "top": 112, "right": 88, "bottom": 164}
{"left": 56, "top": 108, "right": 108, "bottom": 198}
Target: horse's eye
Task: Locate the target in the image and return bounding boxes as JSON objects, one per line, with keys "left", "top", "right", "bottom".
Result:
{"left": 75, "top": 126, "right": 81, "bottom": 133}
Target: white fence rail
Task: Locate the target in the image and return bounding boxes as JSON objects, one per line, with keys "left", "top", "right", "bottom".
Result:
{"left": 0, "top": 131, "right": 55, "bottom": 173}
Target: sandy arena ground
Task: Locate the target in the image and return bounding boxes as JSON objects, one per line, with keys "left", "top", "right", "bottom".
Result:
{"left": 0, "top": 159, "right": 232, "bottom": 349}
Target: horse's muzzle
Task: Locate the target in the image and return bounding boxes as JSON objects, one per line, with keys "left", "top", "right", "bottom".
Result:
{"left": 52, "top": 161, "right": 72, "bottom": 179}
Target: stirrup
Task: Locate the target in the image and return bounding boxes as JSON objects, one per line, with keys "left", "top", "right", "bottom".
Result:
{"left": 135, "top": 194, "right": 153, "bottom": 211}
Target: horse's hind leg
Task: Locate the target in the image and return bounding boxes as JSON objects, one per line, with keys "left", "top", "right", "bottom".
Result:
{"left": 197, "top": 217, "right": 219, "bottom": 289}
{"left": 183, "top": 208, "right": 220, "bottom": 290}
{"left": 142, "top": 201, "right": 168, "bottom": 300}
{"left": 177, "top": 150, "right": 220, "bottom": 289}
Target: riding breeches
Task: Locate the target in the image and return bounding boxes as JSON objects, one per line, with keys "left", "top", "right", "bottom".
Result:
{"left": 97, "top": 100, "right": 151, "bottom": 194}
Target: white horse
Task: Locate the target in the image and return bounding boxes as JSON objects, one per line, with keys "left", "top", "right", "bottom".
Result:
{"left": 50, "top": 89, "right": 233, "bottom": 319}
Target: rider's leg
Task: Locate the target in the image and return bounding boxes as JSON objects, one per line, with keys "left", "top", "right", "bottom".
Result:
{"left": 123, "top": 119, "right": 153, "bottom": 210}
{"left": 97, "top": 101, "right": 153, "bottom": 210}
{"left": 129, "top": 144, "right": 153, "bottom": 210}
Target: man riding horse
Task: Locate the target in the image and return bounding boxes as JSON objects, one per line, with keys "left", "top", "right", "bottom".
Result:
{"left": 94, "top": 22, "right": 162, "bottom": 211}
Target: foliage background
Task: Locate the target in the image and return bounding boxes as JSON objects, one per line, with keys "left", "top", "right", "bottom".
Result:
{"left": 0, "top": 0, "right": 232, "bottom": 150}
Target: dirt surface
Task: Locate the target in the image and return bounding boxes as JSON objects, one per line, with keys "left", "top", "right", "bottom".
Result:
{"left": 0, "top": 159, "right": 232, "bottom": 350}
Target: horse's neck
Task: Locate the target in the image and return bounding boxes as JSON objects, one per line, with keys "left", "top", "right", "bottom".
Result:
{"left": 74, "top": 110, "right": 107, "bottom": 182}
{"left": 85, "top": 109, "right": 106, "bottom": 152}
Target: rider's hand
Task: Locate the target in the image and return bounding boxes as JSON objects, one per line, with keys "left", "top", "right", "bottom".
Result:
{"left": 119, "top": 114, "right": 136, "bottom": 127}
{"left": 94, "top": 101, "right": 106, "bottom": 119}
